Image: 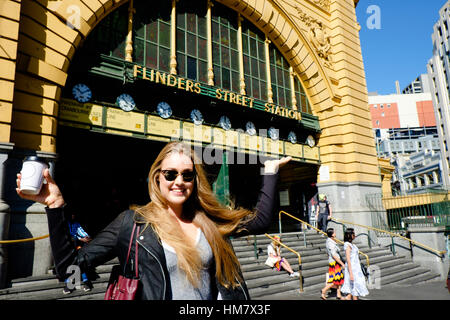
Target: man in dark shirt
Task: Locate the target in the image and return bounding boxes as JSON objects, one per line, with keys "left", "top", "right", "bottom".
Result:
{"left": 315, "top": 194, "right": 332, "bottom": 233}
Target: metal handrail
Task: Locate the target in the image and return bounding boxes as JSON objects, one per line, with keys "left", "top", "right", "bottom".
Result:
{"left": 0, "top": 234, "right": 49, "bottom": 244}
{"left": 265, "top": 233, "right": 303, "bottom": 292}
{"left": 279, "top": 210, "right": 370, "bottom": 267}
{"left": 330, "top": 218, "right": 447, "bottom": 258}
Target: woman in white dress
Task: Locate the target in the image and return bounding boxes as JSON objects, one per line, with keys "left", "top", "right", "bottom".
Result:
{"left": 341, "top": 228, "right": 369, "bottom": 300}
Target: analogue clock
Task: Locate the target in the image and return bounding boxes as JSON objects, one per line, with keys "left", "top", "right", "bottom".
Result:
{"left": 306, "top": 135, "right": 315, "bottom": 147}
{"left": 288, "top": 131, "right": 297, "bottom": 144}
{"left": 190, "top": 109, "right": 203, "bottom": 125}
{"left": 116, "top": 93, "right": 135, "bottom": 112}
{"left": 219, "top": 116, "right": 231, "bottom": 131}
{"left": 72, "top": 83, "right": 92, "bottom": 103}
{"left": 245, "top": 121, "right": 256, "bottom": 136}
{"left": 268, "top": 127, "right": 279, "bottom": 140}
{"left": 157, "top": 102, "right": 172, "bottom": 119}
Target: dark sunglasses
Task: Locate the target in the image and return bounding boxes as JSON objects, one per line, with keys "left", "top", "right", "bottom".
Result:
{"left": 160, "top": 170, "right": 195, "bottom": 182}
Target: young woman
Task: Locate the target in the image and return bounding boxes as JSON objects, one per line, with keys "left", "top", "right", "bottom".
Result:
{"left": 16, "top": 141, "right": 291, "bottom": 300}
{"left": 266, "top": 235, "right": 299, "bottom": 277}
{"left": 341, "top": 228, "right": 369, "bottom": 300}
{"left": 320, "top": 228, "right": 345, "bottom": 300}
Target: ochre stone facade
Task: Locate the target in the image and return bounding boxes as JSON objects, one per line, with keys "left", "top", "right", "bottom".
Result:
{"left": 0, "top": 0, "right": 381, "bottom": 281}
{"left": 1, "top": 0, "right": 378, "bottom": 184}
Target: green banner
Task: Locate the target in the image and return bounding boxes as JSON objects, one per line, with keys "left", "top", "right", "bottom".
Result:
{"left": 213, "top": 152, "right": 230, "bottom": 207}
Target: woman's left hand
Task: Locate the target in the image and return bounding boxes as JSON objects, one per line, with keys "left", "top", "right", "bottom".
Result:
{"left": 263, "top": 156, "right": 292, "bottom": 174}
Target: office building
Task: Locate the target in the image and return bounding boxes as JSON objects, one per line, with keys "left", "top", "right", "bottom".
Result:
{"left": 402, "top": 74, "right": 432, "bottom": 94}
{"left": 427, "top": 0, "right": 450, "bottom": 189}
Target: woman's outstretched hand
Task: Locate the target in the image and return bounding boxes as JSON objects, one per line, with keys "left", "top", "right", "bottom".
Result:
{"left": 16, "top": 168, "right": 65, "bottom": 208}
{"left": 263, "top": 156, "right": 292, "bottom": 174}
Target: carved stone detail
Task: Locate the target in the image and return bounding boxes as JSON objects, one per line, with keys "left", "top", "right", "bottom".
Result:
{"left": 309, "top": 0, "right": 330, "bottom": 12}
{"left": 295, "top": 6, "right": 333, "bottom": 69}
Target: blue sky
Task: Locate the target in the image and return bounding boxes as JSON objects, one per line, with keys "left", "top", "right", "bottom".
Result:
{"left": 355, "top": 0, "right": 446, "bottom": 95}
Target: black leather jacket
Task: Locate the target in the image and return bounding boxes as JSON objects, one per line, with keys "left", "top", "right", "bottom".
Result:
{"left": 46, "top": 173, "right": 278, "bottom": 300}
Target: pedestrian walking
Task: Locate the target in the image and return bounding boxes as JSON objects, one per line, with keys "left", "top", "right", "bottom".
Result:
{"left": 63, "top": 213, "right": 93, "bottom": 294}
{"left": 341, "top": 228, "right": 369, "bottom": 300}
{"left": 320, "top": 228, "right": 344, "bottom": 300}
{"left": 16, "top": 141, "right": 291, "bottom": 300}
{"left": 316, "top": 194, "right": 332, "bottom": 233}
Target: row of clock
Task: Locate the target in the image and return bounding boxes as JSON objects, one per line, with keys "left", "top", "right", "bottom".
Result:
{"left": 72, "top": 83, "right": 136, "bottom": 111}
{"left": 71, "top": 83, "right": 315, "bottom": 146}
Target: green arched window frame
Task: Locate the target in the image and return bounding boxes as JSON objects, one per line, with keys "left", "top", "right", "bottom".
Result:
{"left": 82, "top": 0, "right": 312, "bottom": 116}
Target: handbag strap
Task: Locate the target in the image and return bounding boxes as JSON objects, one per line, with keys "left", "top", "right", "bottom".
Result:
{"left": 134, "top": 226, "right": 140, "bottom": 278}
{"left": 124, "top": 223, "right": 140, "bottom": 278}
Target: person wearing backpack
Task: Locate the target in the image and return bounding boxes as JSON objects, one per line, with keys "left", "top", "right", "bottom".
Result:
{"left": 315, "top": 194, "right": 332, "bottom": 233}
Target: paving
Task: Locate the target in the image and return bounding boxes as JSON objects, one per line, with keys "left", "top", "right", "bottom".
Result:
{"left": 255, "top": 280, "right": 450, "bottom": 300}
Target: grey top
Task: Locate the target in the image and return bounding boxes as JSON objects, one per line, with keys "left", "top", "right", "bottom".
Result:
{"left": 162, "top": 229, "right": 214, "bottom": 300}
{"left": 326, "top": 237, "right": 340, "bottom": 264}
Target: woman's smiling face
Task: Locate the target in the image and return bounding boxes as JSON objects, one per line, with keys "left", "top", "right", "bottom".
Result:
{"left": 159, "top": 152, "right": 195, "bottom": 210}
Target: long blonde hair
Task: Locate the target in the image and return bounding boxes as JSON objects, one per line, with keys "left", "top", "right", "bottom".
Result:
{"left": 134, "top": 141, "right": 255, "bottom": 288}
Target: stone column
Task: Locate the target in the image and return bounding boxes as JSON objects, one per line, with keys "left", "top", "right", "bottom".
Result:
{"left": 318, "top": 181, "right": 382, "bottom": 243}
{"left": 3, "top": 148, "right": 57, "bottom": 280}
{"left": 0, "top": 143, "right": 14, "bottom": 288}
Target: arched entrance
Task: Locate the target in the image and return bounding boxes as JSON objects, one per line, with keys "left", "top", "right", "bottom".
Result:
{"left": 2, "top": 0, "right": 381, "bottom": 281}
{"left": 55, "top": 0, "right": 322, "bottom": 233}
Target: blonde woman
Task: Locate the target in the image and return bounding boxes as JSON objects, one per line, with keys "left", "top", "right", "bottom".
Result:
{"left": 16, "top": 142, "right": 290, "bottom": 300}
{"left": 266, "top": 235, "right": 299, "bottom": 277}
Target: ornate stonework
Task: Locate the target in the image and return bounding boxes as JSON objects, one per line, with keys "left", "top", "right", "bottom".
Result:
{"left": 295, "top": 6, "right": 333, "bottom": 69}
{"left": 308, "top": 0, "right": 330, "bottom": 12}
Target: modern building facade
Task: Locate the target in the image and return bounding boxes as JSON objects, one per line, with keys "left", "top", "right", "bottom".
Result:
{"left": 376, "top": 127, "right": 441, "bottom": 158}
{"left": 0, "top": 0, "right": 380, "bottom": 285}
{"left": 368, "top": 93, "right": 435, "bottom": 131}
{"left": 427, "top": 0, "right": 450, "bottom": 189}
{"left": 402, "top": 74, "right": 432, "bottom": 95}
{"left": 392, "top": 149, "right": 443, "bottom": 195}
{"left": 368, "top": 93, "right": 445, "bottom": 194}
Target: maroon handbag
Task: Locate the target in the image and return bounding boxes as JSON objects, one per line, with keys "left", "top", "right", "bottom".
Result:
{"left": 104, "top": 223, "right": 140, "bottom": 300}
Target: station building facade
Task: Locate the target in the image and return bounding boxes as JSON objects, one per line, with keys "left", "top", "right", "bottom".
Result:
{"left": 0, "top": 0, "right": 380, "bottom": 284}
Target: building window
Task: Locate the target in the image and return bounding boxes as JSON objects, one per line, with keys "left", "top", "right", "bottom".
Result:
{"left": 84, "top": 4, "right": 129, "bottom": 59}
{"left": 241, "top": 20, "right": 266, "bottom": 100}
{"left": 176, "top": 1, "right": 208, "bottom": 83}
{"left": 269, "top": 43, "right": 292, "bottom": 108}
{"left": 133, "top": 1, "right": 172, "bottom": 72}
{"left": 294, "top": 77, "right": 311, "bottom": 113}
{"left": 417, "top": 176, "right": 424, "bottom": 187}
{"left": 80, "top": 0, "right": 313, "bottom": 115}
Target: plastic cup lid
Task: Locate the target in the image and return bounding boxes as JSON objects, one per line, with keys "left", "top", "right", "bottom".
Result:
{"left": 23, "top": 156, "right": 48, "bottom": 164}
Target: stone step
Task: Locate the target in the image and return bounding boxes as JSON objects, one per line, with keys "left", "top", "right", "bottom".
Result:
{"left": 0, "top": 231, "right": 440, "bottom": 300}
{"left": 8, "top": 259, "right": 118, "bottom": 289}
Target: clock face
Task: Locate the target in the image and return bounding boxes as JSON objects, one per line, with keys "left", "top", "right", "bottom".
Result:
{"left": 190, "top": 109, "right": 203, "bottom": 125}
{"left": 157, "top": 102, "right": 172, "bottom": 119}
{"left": 268, "top": 127, "right": 279, "bottom": 140}
{"left": 116, "top": 93, "right": 135, "bottom": 112}
{"left": 72, "top": 83, "right": 92, "bottom": 103}
{"left": 245, "top": 121, "right": 256, "bottom": 136}
{"left": 306, "top": 135, "right": 315, "bottom": 147}
{"left": 219, "top": 116, "right": 231, "bottom": 131}
{"left": 288, "top": 131, "right": 297, "bottom": 144}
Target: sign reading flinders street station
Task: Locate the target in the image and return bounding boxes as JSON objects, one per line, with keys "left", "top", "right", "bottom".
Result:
{"left": 133, "top": 65, "right": 303, "bottom": 122}
{"left": 58, "top": 64, "right": 319, "bottom": 163}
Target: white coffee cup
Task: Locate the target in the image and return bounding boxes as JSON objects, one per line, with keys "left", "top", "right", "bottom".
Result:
{"left": 20, "top": 156, "right": 49, "bottom": 195}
